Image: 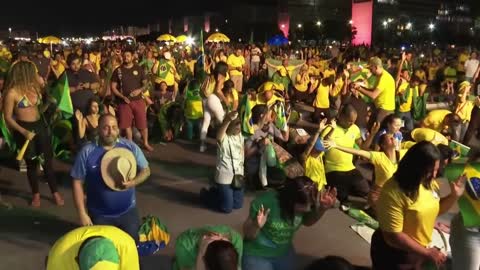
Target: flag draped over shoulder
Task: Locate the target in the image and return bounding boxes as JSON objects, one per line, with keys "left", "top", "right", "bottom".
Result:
{"left": 49, "top": 74, "right": 73, "bottom": 119}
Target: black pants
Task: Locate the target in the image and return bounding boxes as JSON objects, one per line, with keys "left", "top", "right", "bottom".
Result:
{"left": 14, "top": 120, "right": 58, "bottom": 194}
{"left": 371, "top": 230, "right": 425, "bottom": 270}
{"left": 326, "top": 169, "right": 369, "bottom": 202}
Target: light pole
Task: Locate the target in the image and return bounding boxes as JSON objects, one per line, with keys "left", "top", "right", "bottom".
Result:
{"left": 8, "top": 27, "right": 12, "bottom": 38}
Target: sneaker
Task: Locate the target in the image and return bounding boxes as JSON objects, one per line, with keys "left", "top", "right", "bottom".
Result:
{"left": 199, "top": 143, "right": 207, "bottom": 153}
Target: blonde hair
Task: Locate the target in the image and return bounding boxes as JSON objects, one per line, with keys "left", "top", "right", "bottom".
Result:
{"left": 5, "top": 60, "right": 41, "bottom": 95}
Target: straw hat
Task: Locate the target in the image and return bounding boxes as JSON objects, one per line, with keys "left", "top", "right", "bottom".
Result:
{"left": 100, "top": 148, "right": 137, "bottom": 191}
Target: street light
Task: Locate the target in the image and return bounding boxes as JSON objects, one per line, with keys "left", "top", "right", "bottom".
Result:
{"left": 383, "top": 21, "right": 388, "bottom": 28}
{"left": 406, "top": 22, "right": 412, "bottom": 30}
{"left": 316, "top": 21, "right": 322, "bottom": 26}
{"left": 428, "top": 23, "right": 435, "bottom": 31}
{"left": 348, "top": 20, "right": 353, "bottom": 25}
{"left": 297, "top": 24, "right": 302, "bottom": 28}
{"left": 387, "top": 18, "right": 393, "bottom": 23}
{"left": 8, "top": 27, "right": 12, "bottom": 38}
{"left": 215, "top": 28, "right": 219, "bottom": 32}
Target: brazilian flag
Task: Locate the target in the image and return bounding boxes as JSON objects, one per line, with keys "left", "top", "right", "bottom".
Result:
{"left": 156, "top": 58, "right": 171, "bottom": 80}
{"left": 138, "top": 215, "right": 170, "bottom": 256}
{"left": 239, "top": 95, "right": 255, "bottom": 136}
{"left": 445, "top": 163, "right": 480, "bottom": 227}
{"left": 449, "top": 140, "right": 470, "bottom": 159}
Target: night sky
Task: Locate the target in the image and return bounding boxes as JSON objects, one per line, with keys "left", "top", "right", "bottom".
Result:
{"left": 1, "top": 0, "right": 478, "bottom": 35}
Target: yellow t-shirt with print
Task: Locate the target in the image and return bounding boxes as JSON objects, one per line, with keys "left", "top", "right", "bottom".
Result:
{"left": 377, "top": 179, "right": 440, "bottom": 247}
{"left": 322, "top": 125, "right": 361, "bottom": 173}
{"left": 374, "top": 70, "right": 396, "bottom": 111}
{"left": 46, "top": 226, "right": 139, "bottom": 270}
{"left": 227, "top": 54, "right": 245, "bottom": 76}
{"left": 422, "top": 109, "right": 451, "bottom": 131}
{"left": 305, "top": 155, "right": 327, "bottom": 190}
{"left": 397, "top": 82, "right": 416, "bottom": 113}
{"left": 185, "top": 59, "right": 197, "bottom": 74}
{"left": 313, "top": 83, "right": 330, "bottom": 109}
{"left": 370, "top": 150, "right": 407, "bottom": 188}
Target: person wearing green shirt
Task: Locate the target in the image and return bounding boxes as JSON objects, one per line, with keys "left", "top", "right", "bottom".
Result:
{"left": 173, "top": 225, "right": 242, "bottom": 270}
{"left": 242, "top": 176, "right": 337, "bottom": 270}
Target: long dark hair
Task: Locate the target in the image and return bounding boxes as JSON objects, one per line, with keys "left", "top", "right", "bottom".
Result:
{"left": 213, "top": 61, "right": 228, "bottom": 80}
{"left": 394, "top": 141, "right": 440, "bottom": 200}
{"left": 278, "top": 176, "right": 315, "bottom": 224}
{"left": 203, "top": 240, "right": 238, "bottom": 270}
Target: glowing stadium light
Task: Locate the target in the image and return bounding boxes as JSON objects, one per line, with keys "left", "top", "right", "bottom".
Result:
{"left": 186, "top": 36, "right": 195, "bottom": 45}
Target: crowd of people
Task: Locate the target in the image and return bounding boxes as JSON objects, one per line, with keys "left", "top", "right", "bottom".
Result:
{"left": 0, "top": 38, "right": 480, "bottom": 270}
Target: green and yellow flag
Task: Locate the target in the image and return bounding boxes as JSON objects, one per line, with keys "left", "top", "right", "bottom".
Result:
{"left": 449, "top": 140, "right": 470, "bottom": 159}
{"left": 50, "top": 74, "right": 73, "bottom": 119}
{"left": 0, "top": 113, "right": 15, "bottom": 151}
{"left": 239, "top": 95, "right": 255, "bottom": 136}
{"left": 445, "top": 162, "right": 480, "bottom": 227}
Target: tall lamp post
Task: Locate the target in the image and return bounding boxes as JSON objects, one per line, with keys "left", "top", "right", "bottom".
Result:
{"left": 8, "top": 28, "right": 12, "bottom": 38}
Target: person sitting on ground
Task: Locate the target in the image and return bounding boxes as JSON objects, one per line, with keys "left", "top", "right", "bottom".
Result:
{"left": 174, "top": 225, "right": 242, "bottom": 270}
{"left": 46, "top": 225, "right": 139, "bottom": 270}
{"left": 242, "top": 176, "right": 337, "bottom": 270}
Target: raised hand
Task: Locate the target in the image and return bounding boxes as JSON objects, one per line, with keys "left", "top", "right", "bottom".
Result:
{"left": 256, "top": 204, "right": 270, "bottom": 228}
{"left": 322, "top": 139, "right": 336, "bottom": 149}
{"left": 370, "top": 122, "right": 381, "bottom": 135}
{"left": 450, "top": 174, "right": 467, "bottom": 198}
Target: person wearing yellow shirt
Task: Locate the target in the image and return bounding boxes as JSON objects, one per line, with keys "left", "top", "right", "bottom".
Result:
{"left": 396, "top": 75, "right": 420, "bottom": 131}
{"left": 324, "top": 130, "right": 407, "bottom": 208}
{"left": 414, "top": 68, "right": 427, "bottom": 83}
{"left": 354, "top": 57, "right": 396, "bottom": 125}
{"left": 313, "top": 76, "right": 334, "bottom": 122}
{"left": 371, "top": 141, "right": 465, "bottom": 270}
{"left": 89, "top": 49, "right": 102, "bottom": 75}
{"left": 421, "top": 109, "right": 463, "bottom": 140}
{"left": 454, "top": 81, "right": 480, "bottom": 141}
{"left": 227, "top": 48, "right": 246, "bottom": 93}
{"left": 321, "top": 104, "right": 369, "bottom": 203}
{"left": 301, "top": 118, "right": 330, "bottom": 191}
{"left": 427, "top": 60, "right": 439, "bottom": 83}
{"left": 46, "top": 225, "right": 139, "bottom": 270}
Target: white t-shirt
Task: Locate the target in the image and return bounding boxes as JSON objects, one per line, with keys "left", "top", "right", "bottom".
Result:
{"left": 216, "top": 133, "right": 244, "bottom": 184}
{"left": 465, "top": 59, "right": 479, "bottom": 78}
{"left": 251, "top": 48, "right": 261, "bottom": 63}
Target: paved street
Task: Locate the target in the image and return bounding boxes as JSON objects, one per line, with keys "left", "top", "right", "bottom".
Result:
{"left": 0, "top": 139, "right": 456, "bottom": 270}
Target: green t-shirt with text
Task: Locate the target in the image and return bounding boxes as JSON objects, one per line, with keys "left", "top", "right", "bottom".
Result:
{"left": 243, "top": 191, "right": 304, "bottom": 258}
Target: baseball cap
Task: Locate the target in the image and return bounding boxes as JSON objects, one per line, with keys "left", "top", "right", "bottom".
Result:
{"left": 78, "top": 237, "right": 120, "bottom": 270}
